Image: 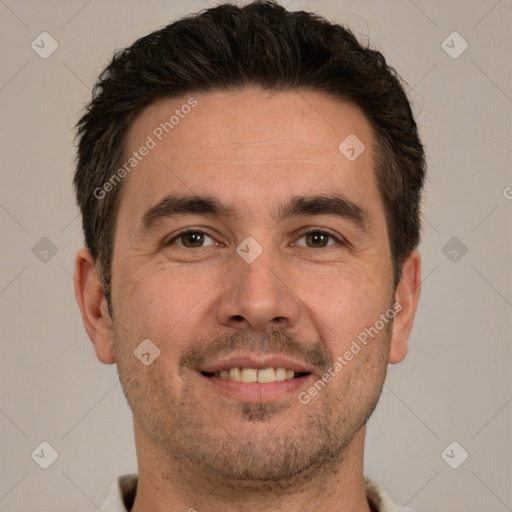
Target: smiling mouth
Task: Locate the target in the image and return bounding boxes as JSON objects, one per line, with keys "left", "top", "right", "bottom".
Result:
{"left": 202, "top": 367, "right": 310, "bottom": 383}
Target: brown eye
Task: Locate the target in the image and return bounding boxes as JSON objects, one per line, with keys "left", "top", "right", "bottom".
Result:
{"left": 295, "top": 230, "right": 341, "bottom": 248}
{"left": 168, "top": 230, "right": 216, "bottom": 248}
{"left": 305, "top": 232, "right": 329, "bottom": 247}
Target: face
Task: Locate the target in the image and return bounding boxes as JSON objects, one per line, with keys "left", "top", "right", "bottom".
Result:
{"left": 108, "top": 89, "right": 400, "bottom": 484}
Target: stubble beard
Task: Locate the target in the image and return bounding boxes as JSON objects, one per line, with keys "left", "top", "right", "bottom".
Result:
{"left": 113, "top": 323, "right": 391, "bottom": 491}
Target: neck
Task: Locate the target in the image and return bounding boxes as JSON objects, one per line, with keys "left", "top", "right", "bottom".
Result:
{"left": 130, "top": 420, "right": 372, "bottom": 512}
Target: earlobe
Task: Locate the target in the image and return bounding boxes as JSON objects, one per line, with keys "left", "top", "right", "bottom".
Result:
{"left": 388, "top": 249, "right": 421, "bottom": 364}
{"left": 74, "top": 247, "right": 115, "bottom": 364}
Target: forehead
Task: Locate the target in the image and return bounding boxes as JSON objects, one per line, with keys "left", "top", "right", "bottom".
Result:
{"left": 126, "top": 88, "right": 373, "bottom": 158}
{"left": 119, "top": 88, "right": 382, "bottom": 227}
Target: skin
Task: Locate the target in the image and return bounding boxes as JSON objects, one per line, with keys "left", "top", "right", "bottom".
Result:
{"left": 74, "top": 88, "right": 421, "bottom": 512}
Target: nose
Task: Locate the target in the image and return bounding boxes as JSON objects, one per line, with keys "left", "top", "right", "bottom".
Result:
{"left": 215, "top": 245, "right": 301, "bottom": 332}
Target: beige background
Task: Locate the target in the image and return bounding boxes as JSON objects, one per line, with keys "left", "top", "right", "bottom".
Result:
{"left": 1, "top": 0, "right": 511, "bottom": 510}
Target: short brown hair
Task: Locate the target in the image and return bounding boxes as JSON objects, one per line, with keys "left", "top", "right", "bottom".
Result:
{"left": 74, "top": 0, "right": 426, "bottom": 306}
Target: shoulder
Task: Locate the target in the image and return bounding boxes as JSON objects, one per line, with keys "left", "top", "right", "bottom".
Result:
{"left": 100, "top": 473, "right": 138, "bottom": 512}
{"left": 364, "top": 477, "right": 417, "bottom": 512}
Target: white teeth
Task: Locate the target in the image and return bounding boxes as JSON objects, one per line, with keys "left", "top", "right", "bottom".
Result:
{"left": 257, "top": 368, "right": 276, "bottom": 383}
{"left": 213, "top": 367, "right": 298, "bottom": 383}
{"left": 229, "top": 367, "right": 241, "bottom": 381}
{"left": 275, "top": 367, "right": 287, "bottom": 381}
{"left": 241, "top": 368, "right": 258, "bottom": 383}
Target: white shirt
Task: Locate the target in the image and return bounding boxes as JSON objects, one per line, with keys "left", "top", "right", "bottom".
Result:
{"left": 101, "top": 473, "right": 416, "bottom": 512}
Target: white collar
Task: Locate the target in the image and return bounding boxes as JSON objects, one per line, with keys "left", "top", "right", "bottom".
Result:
{"left": 101, "top": 473, "right": 415, "bottom": 512}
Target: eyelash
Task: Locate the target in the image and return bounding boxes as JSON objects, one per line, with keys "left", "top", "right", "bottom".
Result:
{"left": 296, "top": 229, "right": 345, "bottom": 248}
{"left": 166, "top": 228, "right": 345, "bottom": 249}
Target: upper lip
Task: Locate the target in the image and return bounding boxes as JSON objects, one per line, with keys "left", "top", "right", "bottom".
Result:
{"left": 199, "top": 353, "right": 316, "bottom": 375}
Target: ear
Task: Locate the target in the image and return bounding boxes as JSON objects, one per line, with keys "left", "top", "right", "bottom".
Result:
{"left": 388, "top": 249, "right": 421, "bottom": 364}
{"left": 74, "top": 247, "right": 115, "bottom": 364}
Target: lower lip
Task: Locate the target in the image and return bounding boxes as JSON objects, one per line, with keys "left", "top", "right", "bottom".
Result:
{"left": 199, "top": 373, "right": 313, "bottom": 402}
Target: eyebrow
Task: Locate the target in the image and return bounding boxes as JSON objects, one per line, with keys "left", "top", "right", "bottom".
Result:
{"left": 139, "top": 194, "right": 238, "bottom": 232}
{"left": 277, "top": 194, "right": 368, "bottom": 232}
{"left": 138, "top": 192, "right": 368, "bottom": 234}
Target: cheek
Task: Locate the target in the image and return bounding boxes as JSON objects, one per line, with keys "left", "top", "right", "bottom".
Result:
{"left": 298, "top": 264, "right": 388, "bottom": 321}
{"left": 114, "top": 264, "right": 221, "bottom": 353}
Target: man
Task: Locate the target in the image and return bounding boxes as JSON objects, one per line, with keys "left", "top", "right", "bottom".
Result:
{"left": 73, "top": 1, "right": 424, "bottom": 510}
